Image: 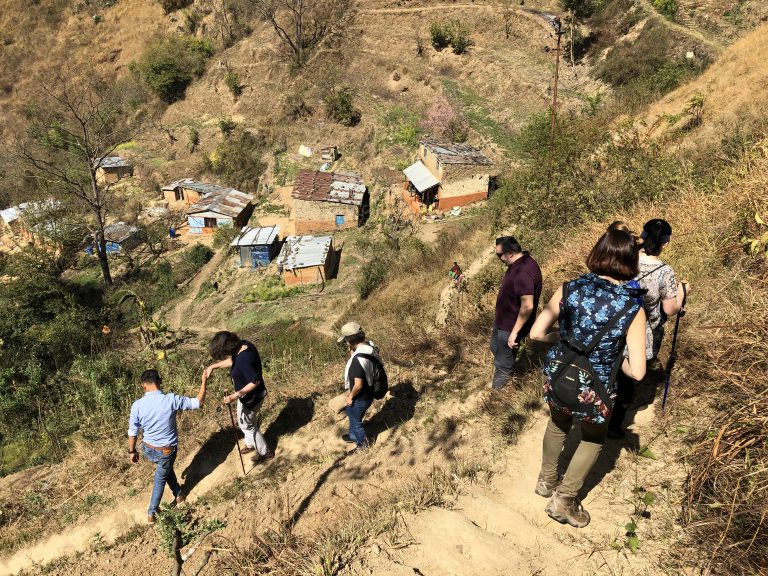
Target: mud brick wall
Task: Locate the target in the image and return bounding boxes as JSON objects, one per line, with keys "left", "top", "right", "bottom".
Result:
{"left": 293, "top": 198, "right": 360, "bottom": 235}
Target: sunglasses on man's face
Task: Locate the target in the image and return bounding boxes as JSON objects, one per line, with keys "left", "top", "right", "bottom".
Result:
{"left": 495, "top": 251, "right": 506, "bottom": 259}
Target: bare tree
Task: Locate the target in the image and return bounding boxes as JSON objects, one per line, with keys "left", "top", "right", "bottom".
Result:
{"left": 250, "top": 0, "right": 351, "bottom": 67}
{"left": 14, "top": 72, "right": 137, "bottom": 285}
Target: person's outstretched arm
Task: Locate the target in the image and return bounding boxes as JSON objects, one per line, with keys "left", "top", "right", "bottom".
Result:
{"left": 622, "top": 308, "right": 647, "bottom": 381}
{"left": 202, "top": 358, "right": 233, "bottom": 384}
{"left": 196, "top": 377, "right": 207, "bottom": 405}
{"left": 530, "top": 286, "right": 562, "bottom": 345}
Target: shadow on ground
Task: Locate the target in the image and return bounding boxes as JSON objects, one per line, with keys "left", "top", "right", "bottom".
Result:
{"left": 366, "top": 381, "right": 419, "bottom": 444}
{"left": 180, "top": 428, "right": 235, "bottom": 497}
{"left": 263, "top": 395, "right": 316, "bottom": 450}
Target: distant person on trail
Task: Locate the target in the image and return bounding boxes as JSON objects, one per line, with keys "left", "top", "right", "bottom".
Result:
{"left": 608, "top": 218, "right": 690, "bottom": 438}
{"left": 530, "top": 230, "right": 647, "bottom": 528}
{"left": 203, "top": 331, "right": 275, "bottom": 464}
{"left": 127, "top": 369, "right": 206, "bottom": 525}
{"left": 332, "top": 322, "right": 382, "bottom": 453}
{"left": 490, "top": 236, "right": 542, "bottom": 389}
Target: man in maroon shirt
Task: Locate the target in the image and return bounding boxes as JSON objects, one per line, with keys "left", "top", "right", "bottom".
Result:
{"left": 491, "top": 236, "right": 543, "bottom": 389}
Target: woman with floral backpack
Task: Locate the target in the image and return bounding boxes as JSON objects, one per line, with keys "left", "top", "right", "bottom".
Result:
{"left": 530, "top": 230, "right": 647, "bottom": 528}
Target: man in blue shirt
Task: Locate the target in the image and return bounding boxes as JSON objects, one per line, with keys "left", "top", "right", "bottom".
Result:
{"left": 128, "top": 369, "right": 207, "bottom": 524}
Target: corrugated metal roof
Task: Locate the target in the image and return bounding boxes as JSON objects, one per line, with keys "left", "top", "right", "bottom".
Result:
{"left": 104, "top": 221, "right": 138, "bottom": 244}
{"left": 292, "top": 170, "right": 366, "bottom": 206}
{"left": 1, "top": 199, "right": 62, "bottom": 224}
{"left": 230, "top": 225, "right": 281, "bottom": 247}
{"left": 421, "top": 139, "right": 493, "bottom": 166}
{"left": 96, "top": 155, "right": 132, "bottom": 169}
{"left": 186, "top": 187, "right": 254, "bottom": 218}
{"left": 161, "top": 178, "right": 232, "bottom": 196}
{"left": 403, "top": 160, "right": 440, "bottom": 192}
{"left": 277, "top": 235, "right": 332, "bottom": 270}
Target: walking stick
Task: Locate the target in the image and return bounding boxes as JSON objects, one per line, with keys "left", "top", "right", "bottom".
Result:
{"left": 227, "top": 402, "right": 247, "bottom": 476}
{"left": 662, "top": 283, "right": 687, "bottom": 411}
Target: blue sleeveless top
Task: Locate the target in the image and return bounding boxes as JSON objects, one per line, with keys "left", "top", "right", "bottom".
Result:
{"left": 543, "top": 273, "right": 641, "bottom": 424}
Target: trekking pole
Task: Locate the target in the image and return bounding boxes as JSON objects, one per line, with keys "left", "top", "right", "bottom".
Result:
{"left": 662, "top": 283, "right": 687, "bottom": 411}
{"left": 226, "top": 402, "right": 247, "bottom": 476}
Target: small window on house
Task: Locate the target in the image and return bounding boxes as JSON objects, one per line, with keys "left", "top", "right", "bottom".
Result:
{"left": 175, "top": 189, "right": 183, "bottom": 201}
{"left": 335, "top": 214, "right": 345, "bottom": 226}
{"left": 204, "top": 217, "right": 218, "bottom": 228}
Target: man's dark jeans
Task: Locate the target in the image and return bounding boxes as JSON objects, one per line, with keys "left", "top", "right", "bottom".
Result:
{"left": 143, "top": 445, "right": 181, "bottom": 516}
{"left": 346, "top": 392, "right": 373, "bottom": 448}
{"left": 490, "top": 327, "right": 517, "bottom": 389}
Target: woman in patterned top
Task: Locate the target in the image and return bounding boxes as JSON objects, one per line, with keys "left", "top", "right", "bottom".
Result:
{"left": 530, "top": 230, "right": 647, "bottom": 528}
{"left": 636, "top": 219, "right": 689, "bottom": 359}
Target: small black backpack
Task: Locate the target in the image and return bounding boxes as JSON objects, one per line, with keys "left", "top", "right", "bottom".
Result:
{"left": 545, "top": 283, "right": 635, "bottom": 414}
{"left": 356, "top": 353, "right": 389, "bottom": 400}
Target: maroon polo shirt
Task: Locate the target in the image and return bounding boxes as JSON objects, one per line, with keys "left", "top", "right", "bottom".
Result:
{"left": 494, "top": 252, "right": 542, "bottom": 337}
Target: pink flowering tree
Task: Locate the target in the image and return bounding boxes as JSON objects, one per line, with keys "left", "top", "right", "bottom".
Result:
{"left": 421, "top": 94, "right": 469, "bottom": 142}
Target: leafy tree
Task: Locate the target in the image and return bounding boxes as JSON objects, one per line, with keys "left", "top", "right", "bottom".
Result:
{"left": 205, "top": 128, "right": 267, "bottom": 193}
{"left": 14, "top": 72, "right": 137, "bottom": 285}
{"left": 325, "top": 89, "right": 361, "bottom": 127}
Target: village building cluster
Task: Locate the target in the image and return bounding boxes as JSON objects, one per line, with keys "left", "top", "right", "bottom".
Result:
{"left": 1, "top": 139, "right": 496, "bottom": 287}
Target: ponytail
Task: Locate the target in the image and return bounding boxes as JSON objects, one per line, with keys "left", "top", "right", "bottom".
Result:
{"left": 640, "top": 219, "right": 672, "bottom": 256}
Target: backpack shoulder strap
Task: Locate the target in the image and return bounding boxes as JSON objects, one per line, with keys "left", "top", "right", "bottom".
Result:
{"left": 582, "top": 299, "right": 637, "bottom": 354}
{"left": 636, "top": 263, "right": 667, "bottom": 282}
{"left": 355, "top": 352, "right": 382, "bottom": 367}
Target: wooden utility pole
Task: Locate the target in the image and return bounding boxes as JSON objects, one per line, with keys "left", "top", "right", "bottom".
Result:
{"left": 549, "top": 16, "right": 565, "bottom": 151}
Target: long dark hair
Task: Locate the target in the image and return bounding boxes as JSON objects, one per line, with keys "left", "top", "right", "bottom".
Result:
{"left": 586, "top": 230, "right": 639, "bottom": 282}
{"left": 209, "top": 331, "right": 242, "bottom": 360}
{"left": 641, "top": 219, "right": 672, "bottom": 256}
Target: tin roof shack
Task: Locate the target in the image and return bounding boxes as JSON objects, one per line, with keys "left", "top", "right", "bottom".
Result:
{"left": 403, "top": 140, "right": 494, "bottom": 212}
{"left": 292, "top": 170, "right": 369, "bottom": 235}
{"left": 162, "top": 179, "right": 231, "bottom": 207}
{"left": 230, "top": 225, "right": 281, "bottom": 268}
{"left": 1, "top": 199, "right": 64, "bottom": 243}
{"left": 86, "top": 221, "right": 139, "bottom": 255}
{"left": 95, "top": 156, "right": 134, "bottom": 184}
{"left": 186, "top": 187, "right": 254, "bottom": 235}
{"left": 277, "top": 235, "right": 336, "bottom": 286}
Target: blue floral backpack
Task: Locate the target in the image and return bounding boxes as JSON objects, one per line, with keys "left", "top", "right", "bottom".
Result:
{"left": 544, "top": 281, "right": 637, "bottom": 418}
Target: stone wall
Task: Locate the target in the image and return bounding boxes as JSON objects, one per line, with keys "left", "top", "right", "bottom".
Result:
{"left": 293, "top": 198, "right": 360, "bottom": 235}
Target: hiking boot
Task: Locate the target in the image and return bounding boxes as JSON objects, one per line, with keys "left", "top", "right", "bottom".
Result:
{"left": 240, "top": 445, "right": 255, "bottom": 455}
{"left": 545, "top": 492, "right": 590, "bottom": 528}
{"left": 341, "top": 434, "right": 354, "bottom": 444}
{"left": 348, "top": 443, "right": 370, "bottom": 455}
{"left": 251, "top": 450, "right": 275, "bottom": 464}
{"left": 147, "top": 514, "right": 156, "bottom": 526}
{"left": 174, "top": 493, "right": 186, "bottom": 506}
{"left": 534, "top": 475, "right": 560, "bottom": 498}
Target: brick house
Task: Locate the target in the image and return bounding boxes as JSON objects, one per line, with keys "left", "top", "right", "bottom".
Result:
{"left": 403, "top": 139, "right": 494, "bottom": 213}
{"left": 276, "top": 235, "right": 336, "bottom": 286}
{"left": 292, "top": 170, "right": 369, "bottom": 235}
{"left": 95, "top": 156, "right": 134, "bottom": 184}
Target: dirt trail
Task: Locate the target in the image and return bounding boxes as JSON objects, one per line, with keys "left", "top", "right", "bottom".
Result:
{"left": 166, "top": 248, "right": 229, "bottom": 331}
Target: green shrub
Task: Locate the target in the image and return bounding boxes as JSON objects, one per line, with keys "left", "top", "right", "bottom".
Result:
{"left": 224, "top": 72, "right": 242, "bottom": 97}
{"left": 242, "top": 277, "right": 304, "bottom": 302}
{"left": 205, "top": 128, "right": 267, "bottom": 193}
{"left": 219, "top": 117, "right": 237, "bottom": 136}
{"left": 596, "top": 20, "right": 671, "bottom": 87}
{"left": 382, "top": 106, "right": 422, "bottom": 147}
{"left": 325, "top": 89, "right": 361, "bottom": 127}
{"left": 357, "top": 258, "right": 389, "bottom": 299}
{"left": 449, "top": 21, "right": 473, "bottom": 54}
{"left": 184, "top": 243, "right": 214, "bottom": 269}
{"left": 133, "top": 35, "right": 214, "bottom": 103}
{"left": 652, "top": 0, "right": 677, "bottom": 19}
{"left": 158, "top": 0, "right": 192, "bottom": 13}
{"left": 430, "top": 21, "right": 451, "bottom": 50}
{"left": 213, "top": 225, "right": 240, "bottom": 248}
{"left": 429, "top": 20, "right": 473, "bottom": 54}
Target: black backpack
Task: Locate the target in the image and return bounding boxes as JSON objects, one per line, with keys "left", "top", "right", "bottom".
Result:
{"left": 356, "top": 353, "right": 389, "bottom": 400}
{"left": 545, "top": 283, "right": 636, "bottom": 415}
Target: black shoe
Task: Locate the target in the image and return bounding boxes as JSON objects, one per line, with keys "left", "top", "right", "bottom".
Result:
{"left": 341, "top": 434, "right": 354, "bottom": 443}
{"left": 348, "top": 443, "right": 370, "bottom": 454}
{"left": 251, "top": 450, "right": 275, "bottom": 464}
{"left": 607, "top": 428, "right": 626, "bottom": 439}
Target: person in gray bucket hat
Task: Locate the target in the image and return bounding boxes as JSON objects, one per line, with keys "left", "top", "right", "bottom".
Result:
{"left": 328, "top": 322, "right": 383, "bottom": 453}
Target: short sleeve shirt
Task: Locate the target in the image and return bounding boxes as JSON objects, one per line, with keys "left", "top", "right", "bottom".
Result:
{"left": 494, "top": 253, "right": 543, "bottom": 335}
{"left": 637, "top": 259, "right": 677, "bottom": 329}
